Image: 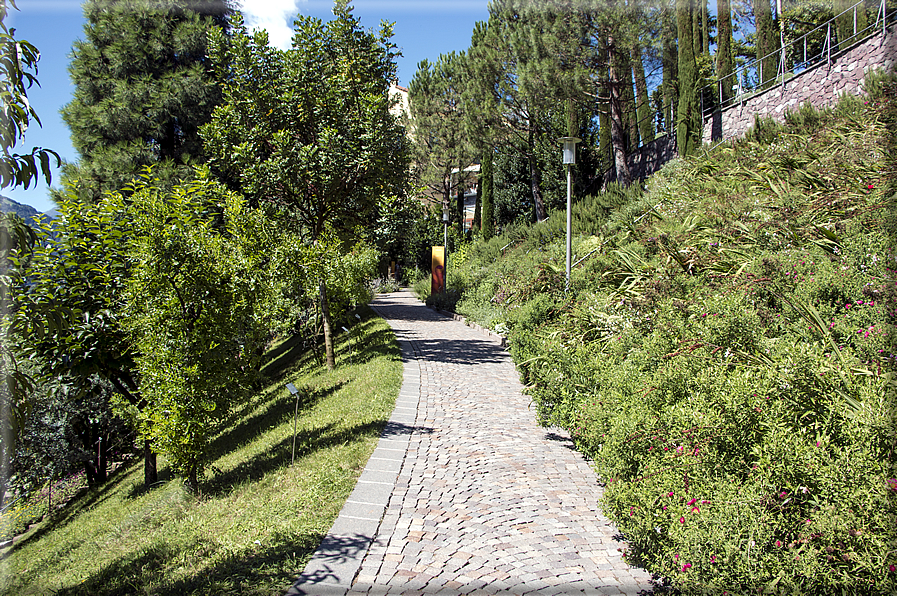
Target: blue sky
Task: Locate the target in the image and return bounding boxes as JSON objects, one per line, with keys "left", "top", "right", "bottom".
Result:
{"left": 4, "top": 0, "right": 489, "bottom": 213}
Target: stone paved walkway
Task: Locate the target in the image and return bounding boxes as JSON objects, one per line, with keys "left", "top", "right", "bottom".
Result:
{"left": 288, "top": 290, "right": 654, "bottom": 595}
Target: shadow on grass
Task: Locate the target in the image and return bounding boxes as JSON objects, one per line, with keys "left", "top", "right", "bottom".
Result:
{"left": 204, "top": 380, "right": 344, "bottom": 466}
{"left": 7, "top": 456, "right": 170, "bottom": 556}
{"left": 202, "top": 417, "right": 386, "bottom": 497}
{"left": 260, "top": 332, "right": 318, "bottom": 381}
{"left": 54, "top": 530, "right": 324, "bottom": 596}
{"left": 333, "top": 327, "right": 398, "bottom": 367}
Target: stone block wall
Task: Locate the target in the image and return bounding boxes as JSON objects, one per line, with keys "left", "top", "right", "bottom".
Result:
{"left": 702, "top": 25, "right": 896, "bottom": 144}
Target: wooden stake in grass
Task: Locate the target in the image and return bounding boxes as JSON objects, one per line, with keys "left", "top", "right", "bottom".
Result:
{"left": 286, "top": 383, "right": 300, "bottom": 465}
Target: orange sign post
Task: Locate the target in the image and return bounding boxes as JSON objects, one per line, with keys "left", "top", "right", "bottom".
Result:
{"left": 431, "top": 246, "right": 445, "bottom": 295}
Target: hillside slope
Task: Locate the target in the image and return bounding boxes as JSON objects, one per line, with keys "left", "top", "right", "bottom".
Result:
{"left": 440, "top": 70, "right": 897, "bottom": 594}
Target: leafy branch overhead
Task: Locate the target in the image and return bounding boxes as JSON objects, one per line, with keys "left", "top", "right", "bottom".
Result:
{"left": 0, "top": 0, "right": 59, "bottom": 190}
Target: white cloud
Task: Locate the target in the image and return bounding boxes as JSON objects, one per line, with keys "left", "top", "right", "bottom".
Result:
{"left": 238, "top": 0, "right": 303, "bottom": 50}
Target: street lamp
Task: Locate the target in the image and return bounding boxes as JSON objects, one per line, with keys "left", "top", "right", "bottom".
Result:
{"left": 442, "top": 202, "right": 450, "bottom": 292}
{"left": 559, "top": 136, "right": 581, "bottom": 293}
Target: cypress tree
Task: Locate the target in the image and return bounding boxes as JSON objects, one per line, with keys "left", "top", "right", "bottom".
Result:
{"left": 633, "top": 46, "right": 653, "bottom": 144}
{"left": 702, "top": 0, "right": 710, "bottom": 56}
{"left": 835, "top": 0, "right": 867, "bottom": 50}
{"left": 717, "top": 0, "right": 735, "bottom": 102}
{"left": 754, "top": 0, "right": 778, "bottom": 87}
{"left": 662, "top": 7, "right": 679, "bottom": 134}
{"left": 677, "top": 0, "right": 700, "bottom": 156}
{"left": 481, "top": 153, "right": 494, "bottom": 241}
{"left": 60, "top": 0, "right": 230, "bottom": 202}
{"left": 619, "top": 49, "right": 639, "bottom": 150}
{"left": 473, "top": 176, "right": 481, "bottom": 232}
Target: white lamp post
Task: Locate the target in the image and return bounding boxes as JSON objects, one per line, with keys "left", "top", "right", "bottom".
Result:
{"left": 442, "top": 202, "right": 450, "bottom": 292}
{"left": 559, "top": 136, "right": 581, "bottom": 293}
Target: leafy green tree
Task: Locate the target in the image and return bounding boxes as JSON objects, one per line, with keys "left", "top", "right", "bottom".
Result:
{"left": 123, "top": 171, "right": 272, "bottom": 493}
{"left": 202, "top": 3, "right": 409, "bottom": 369}
{"left": 59, "top": 0, "right": 231, "bottom": 203}
{"left": 466, "top": 2, "right": 586, "bottom": 221}
{"left": 1, "top": 0, "right": 61, "bottom": 506}
{"left": 662, "top": 6, "right": 679, "bottom": 132}
{"left": 12, "top": 190, "right": 159, "bottom": 487}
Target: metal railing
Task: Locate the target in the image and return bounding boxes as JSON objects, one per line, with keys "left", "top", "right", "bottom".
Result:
{"left": 700, "top": 0, "right": 893, "bottom": 118}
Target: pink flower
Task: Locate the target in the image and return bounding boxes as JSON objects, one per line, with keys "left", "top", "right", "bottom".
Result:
{"left": 691, "top": 506, "right": 700, "bottom": 513}
{"left": 710, "top": 555, "right": 717, "bottom": 564}
{"left": 888, "top": 479, "right": 897, "bottom": 492}
{"left": 890, "top": 564, "right": 896, "bottom": 572}
{"left": 776, "top": 540, "right": 782, "bottom": 547}
{"left": 682, "top": 563, "right": 692, "bottom": 571}
{"left": 679, "top": 516, "right": 685, "bottom": 524}
{"left": 668, "top": 491, "right": 674, "bottom": 497}
{"left": 687, "top": 498, "right": 697, "bottom": 506}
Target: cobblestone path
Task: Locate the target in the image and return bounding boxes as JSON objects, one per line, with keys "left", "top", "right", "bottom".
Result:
{"left": 288, "top": 290, "right": 654, "bottom": 595}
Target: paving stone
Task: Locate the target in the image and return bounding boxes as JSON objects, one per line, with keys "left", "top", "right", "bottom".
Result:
{"left": 288, "top": 291, "right": 657, "bottom": 596}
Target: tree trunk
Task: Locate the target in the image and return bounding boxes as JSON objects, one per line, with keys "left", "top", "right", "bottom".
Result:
{"left": 144, "top": 439, "right": 157, "bottom": 487}
{"left": 607, "top": 35, "right": 632, "bottom": 187}
{"left": 320, "top": 278, "right": 335, "bottom": 370}
{"left": 528, "top": 126, "right": 547, "bottom": 222}
{"left": 185, "top": 457, "right": 198, "bottom": 494}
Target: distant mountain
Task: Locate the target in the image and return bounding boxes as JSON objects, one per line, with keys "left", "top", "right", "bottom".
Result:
{"left": 0, "top": 195, "right": 41, "bottom": 222}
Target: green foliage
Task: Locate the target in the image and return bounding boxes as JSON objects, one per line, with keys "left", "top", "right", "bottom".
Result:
{"left": 0, "top": 0, "right": 60, "bottom": 190}
{"left": 59, "top": 0, "right": 230, "bottom": 202}
{"left": 481, "top": 153, "right": 495, "bottom": 240}
{"left": 677, "top": 0, "right": 701, "bottom": 157}
{"left": 0, "top": 307, "right": 403, "bottom": 595}
{"left": 202, "top": 8, "right": 409, "bottom": 242}
{"left": 429, "top": 71, "right": 897, "bottom": 593}
{"left": 409, "top": 52, "right": 476, "bottom": 207}
{"left": 123, "top": 171, "right": 274, "bottom": 492}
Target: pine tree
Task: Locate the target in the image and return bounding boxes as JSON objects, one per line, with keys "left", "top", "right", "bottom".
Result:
{"left": 60, "top": 0, "right": 230, "bottom": 203}
{"left": 408, "top": 53, "right": 474, "bottom": 213}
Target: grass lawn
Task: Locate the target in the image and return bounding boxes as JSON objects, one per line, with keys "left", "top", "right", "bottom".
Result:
{"left": 0, "top": 304, "right": 402, "bottom": 596}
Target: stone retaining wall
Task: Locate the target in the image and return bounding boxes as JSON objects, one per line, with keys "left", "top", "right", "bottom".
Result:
{"left": 703, "top": 25, "right": 896, "bottom": 144}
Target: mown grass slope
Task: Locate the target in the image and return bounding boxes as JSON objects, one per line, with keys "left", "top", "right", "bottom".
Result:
{"left": 0, "top": 305, "right": 402, "bottom": 596}
{"left": 432, "top": 70, "right": 897, "bottom": 594}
